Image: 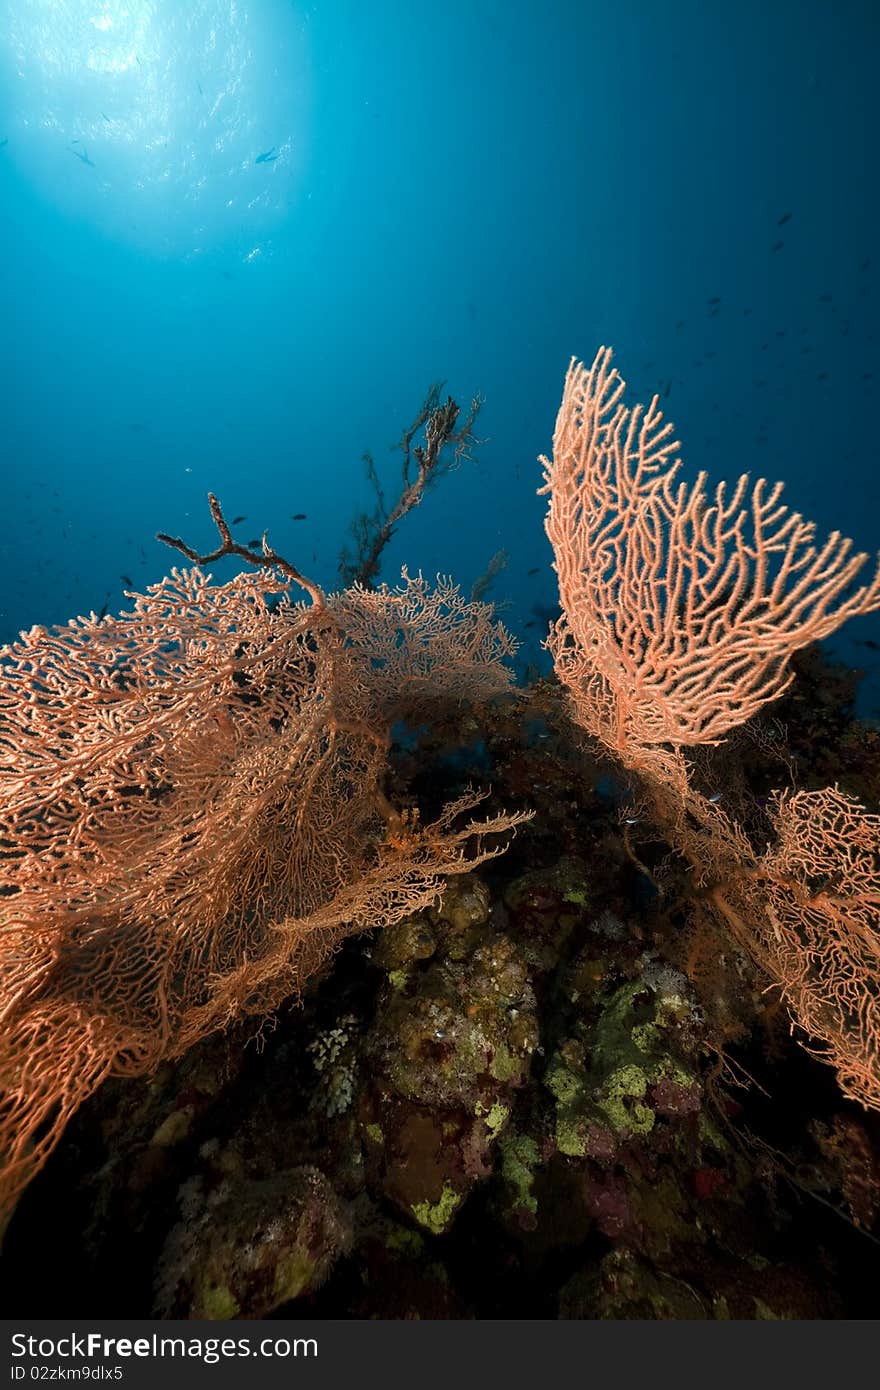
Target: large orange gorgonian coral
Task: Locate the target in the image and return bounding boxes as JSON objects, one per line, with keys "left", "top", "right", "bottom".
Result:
{"left": 0, "top": 565, "right": 530, "bottom": 1218}
{"left": 540, "top": 347, "right": 880, "bottom": 1110}
{"left": 540, "top": 347, "right": 880, "bottom": 801}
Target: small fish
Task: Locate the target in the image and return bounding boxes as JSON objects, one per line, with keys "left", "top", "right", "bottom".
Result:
{"left": 856, "top": 638, "right": 880, "bottom": 652}
{"left": 771, "top": 240, "right": 784, "bottom": 252}
{"left": 623, "top": 816, "right": 642, "bottom": 826}
{"left": 69, "top": 145, "right": 96, "bottom": 167}
{"left": 777, "top": 212, "right": 792, "bottom": 226}
{"left": 247, "top": 539, "right": 261, "bottom": 548}
{"left": 527, "top": 567, "right": 539, "bottom": 576}
{"left": 291, "top": 513, "right": 307, "bottom": 521}
{"left": 197, "top": 82, "right": 203, "bottom": 96}
{"left": 255, "top": 147, "right": 279, "bottom": 164}
{"left": 707, "top": 791, "right": 724, "bottom": 804}
{"left": 708, "top": 296, "right": 721, "bottom": 305}
{"left": 98, "top": 600, "right": 109, "bottom": 619}
{"left": 120, "top": 574, "right": 133, "bottom": 587}
{"left": 231, "top": 514, "right": 247, "bottom": 525}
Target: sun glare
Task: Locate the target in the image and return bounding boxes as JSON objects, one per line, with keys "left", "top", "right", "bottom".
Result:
{"left": 0, "top": 0, "right": 310, "bottom": 256}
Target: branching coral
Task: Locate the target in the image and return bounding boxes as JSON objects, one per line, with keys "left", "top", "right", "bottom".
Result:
{"left": 541, "top": 346, "right": 880, "bottom": 1109}
{"left": 0, "top": 553, "right": 529, "bottom": 1219}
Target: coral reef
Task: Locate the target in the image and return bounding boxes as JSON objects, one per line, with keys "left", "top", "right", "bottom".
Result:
{"left": 2, "top": 351, "right": 879, "bottom": 1319}
{"left": 2, "top": 647, "right": 878, "bottom": 1317}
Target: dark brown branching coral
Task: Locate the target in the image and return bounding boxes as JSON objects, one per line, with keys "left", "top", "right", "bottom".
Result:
{"left": 339, "top": 384, "right": 485, "bottom": 588}
{"left": 0, "top": 529, "right": 529, "bottom": 1218}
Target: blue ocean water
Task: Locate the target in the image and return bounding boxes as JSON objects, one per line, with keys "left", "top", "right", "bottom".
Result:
{"left": 1, "top": 0, "right": 877, "bottom": 710}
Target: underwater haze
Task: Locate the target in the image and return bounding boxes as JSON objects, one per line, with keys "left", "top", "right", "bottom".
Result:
{"left": 1, "top": 0, "right": 878, "bottom": 709}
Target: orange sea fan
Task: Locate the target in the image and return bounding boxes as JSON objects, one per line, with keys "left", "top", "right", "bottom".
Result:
{"left": 0, "top": 565, "right": 529, "bottom": 1219}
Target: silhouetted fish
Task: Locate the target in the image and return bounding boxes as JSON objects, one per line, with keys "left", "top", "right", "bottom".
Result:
{"left": 777, "top": 212, "right": 792, "bottom": 226}
{"left": 771, "top": 240, "right": 784, "bottom": 252}
{"left": 231, "top": 515, "right": 247, "bottom": 525}
{"left": 531, "top": 601, "right": 561, "bottom": 627}
{"left": 120, "top": 574, "right": 133, "bottom": 587}
{"left": 291, "top": 513, "right": 307, "bottom": 521}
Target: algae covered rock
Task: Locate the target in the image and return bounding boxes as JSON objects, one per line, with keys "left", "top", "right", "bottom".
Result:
{"left": 545, "top": 963, "right": 703, "bottom": 1161}
{"left": 153, "top": 1165, "right": 351, "bottom": 1318}
{"left": 361, "top": 922, "right": 539, "bottom": 1232}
